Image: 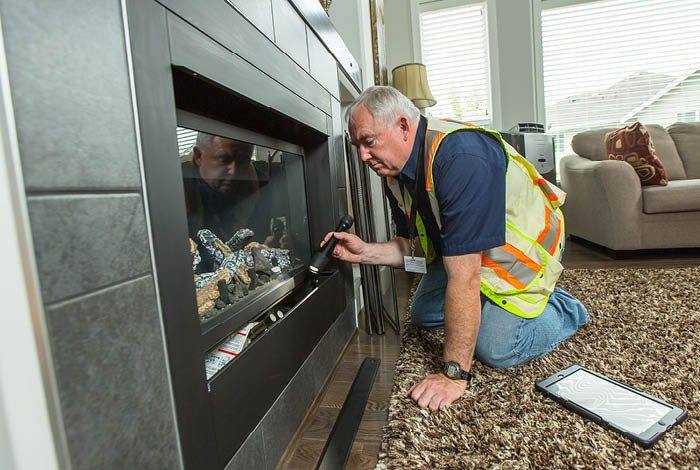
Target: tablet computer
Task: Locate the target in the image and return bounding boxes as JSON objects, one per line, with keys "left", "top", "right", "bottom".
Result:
{"left": 536, "top": 364, "right": 687, "bottom": 448}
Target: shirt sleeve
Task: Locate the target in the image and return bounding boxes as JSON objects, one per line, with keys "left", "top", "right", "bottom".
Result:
{"left": 432, "top": 131, "right": 507, "bottom": 256}
{"left": 384, "top": 182, "right": 409, "bottom": 239}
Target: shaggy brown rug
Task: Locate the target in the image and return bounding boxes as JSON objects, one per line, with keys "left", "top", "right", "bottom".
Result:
{"left": 376, "top": 267, "right": 700, "bottom": 469}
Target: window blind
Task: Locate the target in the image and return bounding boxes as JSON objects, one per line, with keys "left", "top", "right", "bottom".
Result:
{"left": 542, "top": 0, "right": 700, "bottom": 161}
{"left": 177, "top": 127, "right": 198, "bottom": 157}
{"left": 420, "top": 2, "right": 490, "bottom": 125}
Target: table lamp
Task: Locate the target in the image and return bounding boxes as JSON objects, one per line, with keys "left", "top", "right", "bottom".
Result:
{"left": 391, "top": 63, "right": 436, "bottom": 109}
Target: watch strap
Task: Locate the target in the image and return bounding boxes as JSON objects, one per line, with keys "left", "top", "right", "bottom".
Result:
{"left": 443, "top": 361, "right": 473, "bottom": 382}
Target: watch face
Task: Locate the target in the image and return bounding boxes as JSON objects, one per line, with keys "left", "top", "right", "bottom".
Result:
{"left": 446, "top": 364, "right": 458, "bottom": 377}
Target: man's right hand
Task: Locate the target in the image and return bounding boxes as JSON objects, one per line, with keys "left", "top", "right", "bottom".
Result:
{"left": 320, "top": 231, "right": 366, "bottom": 264}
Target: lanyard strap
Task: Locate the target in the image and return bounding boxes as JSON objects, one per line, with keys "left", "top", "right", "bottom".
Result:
{"left": 401, "top": 115, "right": 428, "bottom": 255}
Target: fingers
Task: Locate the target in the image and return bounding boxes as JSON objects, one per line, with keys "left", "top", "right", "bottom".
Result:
{"left": 319, "top": 232, "right": 334, "bottom": 247}
{"left": 407, "top": 374, "right": 466, "bottom": 411}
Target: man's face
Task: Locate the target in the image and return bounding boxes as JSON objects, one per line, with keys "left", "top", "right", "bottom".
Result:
{"left": 348, "top": 104, "right": 411, "bottom": 177}
{"left": 193, "top": 137, "right": 252, "bottom": 193}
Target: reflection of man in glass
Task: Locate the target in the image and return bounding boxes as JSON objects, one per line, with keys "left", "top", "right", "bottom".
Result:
{"left": 182, "top": 132, "right": 268, "bottom": 243}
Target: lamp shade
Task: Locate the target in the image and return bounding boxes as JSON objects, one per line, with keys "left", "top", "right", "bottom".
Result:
{"left": 391, "top": 63, "right": 436, "bottom": 108}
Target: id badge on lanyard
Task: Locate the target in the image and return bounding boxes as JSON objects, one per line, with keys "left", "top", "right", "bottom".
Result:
{"left": 403, "top": 193, "right": 426, "bottom": 273}
{"left": 402, "top": 120, "right": 428, "bottom": 274}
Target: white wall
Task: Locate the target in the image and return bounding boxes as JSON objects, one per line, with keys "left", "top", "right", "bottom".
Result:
{"left": 0, "top": 22, "right": 60, "bottom": 469}
{"left": 384, "top": 0, "right": 546, "bottom": 132}
{"left": 486, "top": 0, "right": 544, "bottom": 131}
{"left": 384, "top": 0, "right": 417, "bottom": 78}
{"left": 329, "top": 0, "right": 375, "bottom": 88}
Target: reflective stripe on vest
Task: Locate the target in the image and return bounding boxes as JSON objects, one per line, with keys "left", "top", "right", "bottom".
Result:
{"left": 536, "top": 205, "right": 562, "bottom": 257}
{"left": 482, "top": 242, "right": 541, "bottom": 290}
{"left": 536, "top": 178, "right": 559, "bottom": 203}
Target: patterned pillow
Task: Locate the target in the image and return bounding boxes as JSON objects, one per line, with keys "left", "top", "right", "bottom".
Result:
{"left": 604, "top": 122, "right": 668, "bottom": 186}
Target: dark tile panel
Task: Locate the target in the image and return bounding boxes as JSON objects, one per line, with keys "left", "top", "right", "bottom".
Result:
{"left": 224, "top": 426, "right": 264, "bottom": 470}
{"left": 27, "top": 194, "right": 151, "bottom": 304}
{"left": 225, "top": 0, "right": 274, "bottom": 40}
{"left": 260, "top": 305, "right": 355, "bottom": 468}
{"left": 159, "top": 0, "right": 332, "bottom": 116}
{"left": 331, "top": 98, "right": 347, "bottom": 192}
{"left": 307, "top": 26, "right": 340, "bottom": 100}
{"left": 272, "top": 0, "right": 310, "bottom": 71}
{"left": 0, "top": 0, "right": 141, "bottom": 191}
{"left": 336, "top": 188, "right": 349, "bottom": 222}
{"left": 261, "top": 357, "right": 317, "bottom": 470}
{"left": 45, "top": 276, "right": 180, "bottom": 470}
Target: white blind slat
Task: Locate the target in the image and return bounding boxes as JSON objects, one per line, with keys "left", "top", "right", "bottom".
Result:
{"left": 420, "top": 2, "right": 490, "bottom": 124}
{"left": 177, "top": 128, "right": 198, "bottom": 157}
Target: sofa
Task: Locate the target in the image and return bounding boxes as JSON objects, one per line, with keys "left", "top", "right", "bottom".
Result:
{"left": 559, "top": 122, "right": 700, "bottom": 252}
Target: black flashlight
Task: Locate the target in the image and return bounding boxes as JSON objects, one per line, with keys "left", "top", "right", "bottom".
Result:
{"left": 309, "top": 215, "right": 354, "bottom": 274}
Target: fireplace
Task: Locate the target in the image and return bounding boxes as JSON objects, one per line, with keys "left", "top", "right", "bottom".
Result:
{"left": 125, "top": 1, "right": 359, "bottom": 467}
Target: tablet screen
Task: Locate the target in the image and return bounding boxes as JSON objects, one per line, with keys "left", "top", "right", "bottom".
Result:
{"left": 549, "top": 370, "right": 672, "bottom": 434}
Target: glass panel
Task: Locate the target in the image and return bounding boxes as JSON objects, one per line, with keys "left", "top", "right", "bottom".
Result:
{"left": 178, "top": 127, "right": 310, "bottom": 326}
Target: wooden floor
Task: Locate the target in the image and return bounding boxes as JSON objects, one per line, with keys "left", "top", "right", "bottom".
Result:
{"left": 276, "top": 238, "right": 700, "bottom": 469}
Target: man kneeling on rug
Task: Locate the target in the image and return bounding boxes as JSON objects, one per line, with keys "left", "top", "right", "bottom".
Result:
{"left": 322, "top": 86, "right": 590, "bottom": 411}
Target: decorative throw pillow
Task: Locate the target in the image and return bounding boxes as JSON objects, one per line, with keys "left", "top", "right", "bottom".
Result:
{"left": 604, "top": 122, "right": 668, "bottom": 186}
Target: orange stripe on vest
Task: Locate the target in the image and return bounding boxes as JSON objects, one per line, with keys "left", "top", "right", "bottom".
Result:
{"left": 550, "top": 217, "right": 562, "bottom": 256}
{"left": 426, "top": 132, "right": 444, "bottom": 192}
{"left": 482, "top": 255, "right": 527, "bottom": 290}
{"left": 536, "top": 206, "right": 552, "bottom": 245}
{"left": 502, "top": 243, "right": 541, "bottom": 273}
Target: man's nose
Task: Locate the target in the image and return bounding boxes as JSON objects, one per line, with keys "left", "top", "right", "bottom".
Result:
{"left": 225, "top": 162, "right": 236, "bottom": 175}
{"left": 359, "top": 146, "right": 371, "bottom": 162}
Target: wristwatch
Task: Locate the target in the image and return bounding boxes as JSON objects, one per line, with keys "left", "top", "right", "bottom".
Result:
{"left": 442, "top": 361, "right": 473, "bottom": 382}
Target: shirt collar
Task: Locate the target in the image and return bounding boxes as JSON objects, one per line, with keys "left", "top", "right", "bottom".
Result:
{"left": 400, "top": 116, "right": 426, "bottom": 182}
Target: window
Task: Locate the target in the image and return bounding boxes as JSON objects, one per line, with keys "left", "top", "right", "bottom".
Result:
{"left": 419, "top": 1, "right": 490, "bottom": 126}
{"left": 542, "top": 0, "right": 700, "bottom": 162}
{"left": 677, "top": 111, "right": 699, "bottom": 123}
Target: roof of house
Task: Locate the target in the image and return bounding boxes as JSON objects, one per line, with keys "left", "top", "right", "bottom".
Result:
{"left": 621, "top": 68, "right": 700, "bottom": 121}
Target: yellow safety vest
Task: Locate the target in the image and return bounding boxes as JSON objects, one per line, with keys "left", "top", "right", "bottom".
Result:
{"left": 386, "top": 118, "right": 567, "bottom": 318}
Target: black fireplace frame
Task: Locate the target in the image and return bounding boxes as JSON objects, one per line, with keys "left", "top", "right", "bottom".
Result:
{"left": 125, "top": 0, "right": 355, "bottom": 467}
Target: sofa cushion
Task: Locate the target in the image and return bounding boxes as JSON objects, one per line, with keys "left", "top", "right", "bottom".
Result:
{"left": 571, "top": 124, "right": 686, "bottom": 180}
{"left": 642, "top": 179, "right": 700, "bottom": 214}
{"left": 571, "top": 128, "right": 612, "bottom": 161}
{"left": 605, "top": 122, "right": 668, "bottom": 186}
{"left": 667, "top": 122, "right": 700, "bottom": 179}
{"left": 645, "top": 124, "right": 686, "bottom": 180}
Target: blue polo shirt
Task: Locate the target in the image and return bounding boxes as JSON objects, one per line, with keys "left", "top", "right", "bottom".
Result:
{"left": 386, "top": 118, "right": 507, "bottom": 256}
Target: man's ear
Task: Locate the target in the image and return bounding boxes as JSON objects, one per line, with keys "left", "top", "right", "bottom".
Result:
{"left": 193, "top": 147, "right": 202, "bottom": 166}
{"left": 398, "top": 116, "right": 411, "bottom": 141}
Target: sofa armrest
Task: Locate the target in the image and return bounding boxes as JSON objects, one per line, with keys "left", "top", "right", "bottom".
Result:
{"left": 559, "top": 154, "right": 643, "bottom": 250}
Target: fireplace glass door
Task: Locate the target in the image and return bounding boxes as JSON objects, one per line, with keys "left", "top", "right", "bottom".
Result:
{"left": 177, "top": 125, "right": 311, "bottom": 342}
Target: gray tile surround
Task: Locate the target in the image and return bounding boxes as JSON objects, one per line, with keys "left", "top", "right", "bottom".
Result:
{"left": 272, "top": 0, "right": 310, "bottom": 71}
{"left": 307, "top": 25, "right": 340, "bottom": 100}
{"left": 225, "top": 0, "right": 275, "bottom": 41}
{"left": 1, "top": 1, "right": 356, "bottom": 468}
{"left": 46, "top": 275, "right": 180, "bottom": 470}
{"left": 0, "top": 0, "right": 141, "bottom": 191}
{"left": 27, "top": 193, "right": 151, "bottom": 304}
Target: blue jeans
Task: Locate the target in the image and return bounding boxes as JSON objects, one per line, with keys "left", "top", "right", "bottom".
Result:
{"left": 410, "top": 258, "right": 589, "bottom": 368}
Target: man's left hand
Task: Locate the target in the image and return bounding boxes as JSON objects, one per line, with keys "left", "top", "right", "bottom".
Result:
{"left": 406, "top": 373, "right": 467, "bottom": 410}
